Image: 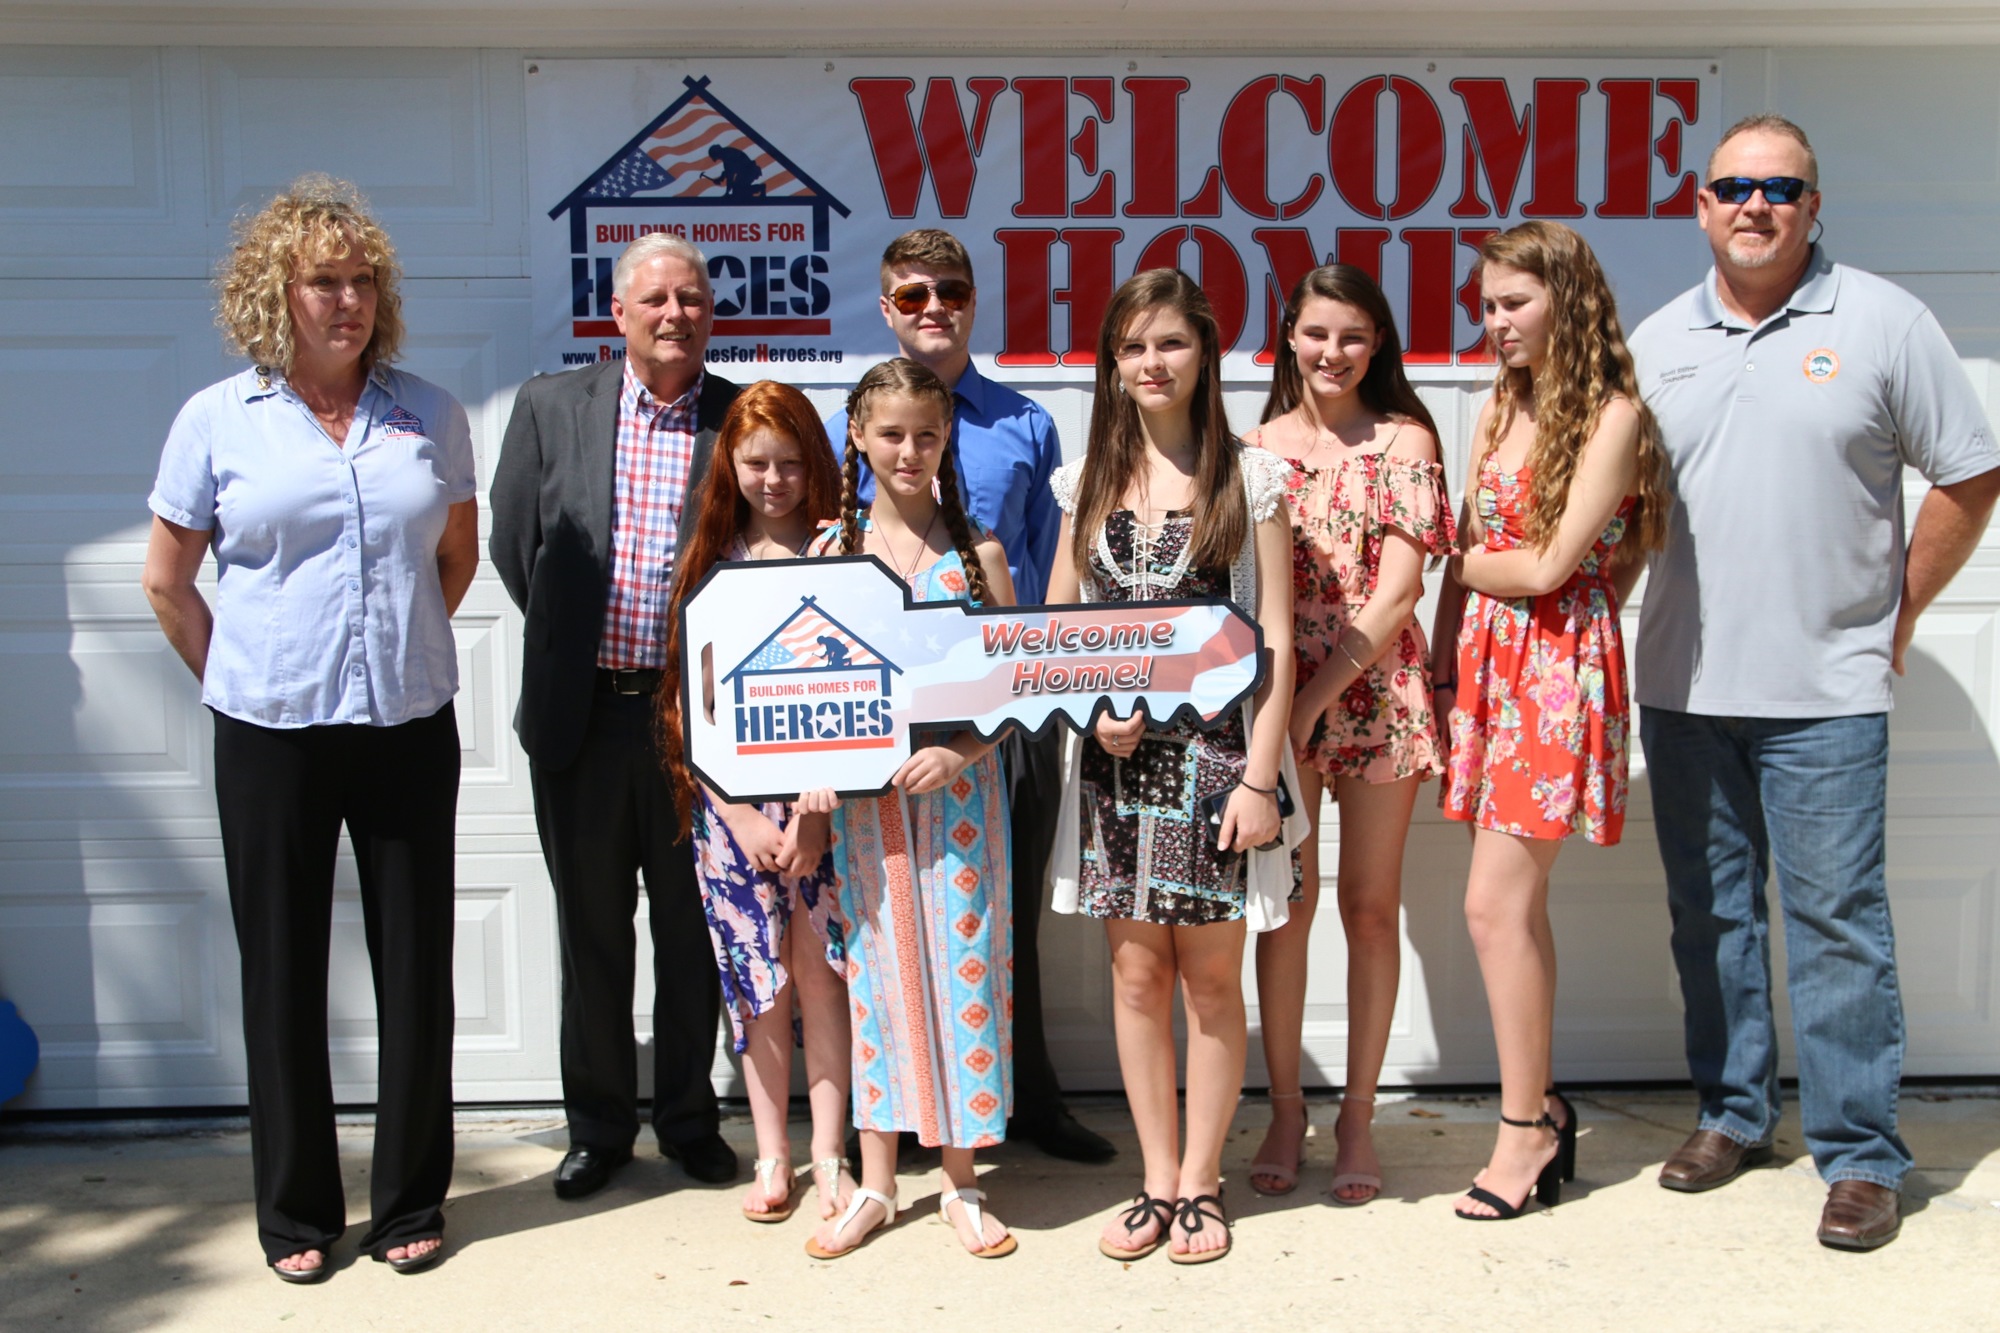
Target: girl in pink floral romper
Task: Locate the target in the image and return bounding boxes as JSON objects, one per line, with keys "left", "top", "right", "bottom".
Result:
{"left": 1242, "top": 265, "right": 1454, "bottom": 1206}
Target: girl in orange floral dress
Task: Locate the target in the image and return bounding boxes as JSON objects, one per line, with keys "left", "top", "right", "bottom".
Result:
{"left": 1431, "top": 221, "right": 1669, "bottom": 1221}
{"left": 1241, "top": 266, "right": 1454, "bottom": 1206}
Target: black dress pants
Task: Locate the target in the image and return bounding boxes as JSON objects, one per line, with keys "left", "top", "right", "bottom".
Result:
{"left": 213, "top": 704, "right": 459, "bottom": 1264}
{"left": 528, "top": 689, "right": 721, "bottom": 1151}
{"left": 1002, "top": 727, "right": 1068, "bottom": 1119}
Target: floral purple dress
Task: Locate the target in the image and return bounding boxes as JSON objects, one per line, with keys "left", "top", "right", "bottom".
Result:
{"left": 693, "top": 794, "right": 844, "bottom": 1054}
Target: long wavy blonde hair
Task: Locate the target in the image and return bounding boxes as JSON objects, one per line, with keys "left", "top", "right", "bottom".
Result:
{"left": 216, "top": 173, "right": 404, "bottom": 374}
{"left": 1480, "top": 221, "right": 1668, "bottom": 555}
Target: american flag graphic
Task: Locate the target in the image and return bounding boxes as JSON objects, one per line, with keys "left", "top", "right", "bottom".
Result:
{"left": 737, "top": 601, "right": 884, "bottom": 674}
{"left": 586, "top": 94, "right": 810, "bottom": 202}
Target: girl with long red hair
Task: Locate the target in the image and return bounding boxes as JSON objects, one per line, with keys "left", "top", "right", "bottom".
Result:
{"left": 659, "top": 380, "right": 852, "bottom": 1228}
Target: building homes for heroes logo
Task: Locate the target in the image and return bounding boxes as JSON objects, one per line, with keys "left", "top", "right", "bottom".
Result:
{"left": 725, "top": 597, "right": 900, "bottom": 756}
{"left": 549, "top": 76, "right": 852, "bottom": 367}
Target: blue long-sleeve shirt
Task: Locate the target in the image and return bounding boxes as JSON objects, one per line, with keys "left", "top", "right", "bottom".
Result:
{"left": 825, "top": 361, "right": 1063, "bottom": 606}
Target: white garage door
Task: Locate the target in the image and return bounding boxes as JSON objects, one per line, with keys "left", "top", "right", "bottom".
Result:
{"left": 2, "top": 40, "right": 1996, "bottom": 1109}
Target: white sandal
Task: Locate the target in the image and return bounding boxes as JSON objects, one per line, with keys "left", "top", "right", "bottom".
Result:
{"left": 1250, "top": 1090, "right": 1307, "bottom": 1197}
{"left": 1329, "top": 1094, "right": 1383, "bottom": 1206}
{"left": 939, "top": 1184, "right": 1017, "bottom": 1259}
{"left": 804, "top": 1186, "right": 896, "bottom": 1259}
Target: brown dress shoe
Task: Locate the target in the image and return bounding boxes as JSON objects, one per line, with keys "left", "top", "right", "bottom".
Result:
{"left": 1658, "top": 1128, "right": 1775, "bottom": 1192}
{"left": 1817, "top": 1180, "right": 1900, "bottom": 1251}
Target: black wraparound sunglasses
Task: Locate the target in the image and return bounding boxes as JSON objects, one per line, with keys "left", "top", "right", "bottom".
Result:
{"left": 887, "top": 278, "right": 974, "bottom": 315}
{"left": 1707, "top": 176, "right": 1815, "bottom": 205}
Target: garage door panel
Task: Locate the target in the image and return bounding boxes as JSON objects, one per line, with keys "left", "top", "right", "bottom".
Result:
{"left": 0, "top": 47, "right": 169, "bottom": 227}
{"left": 0, "top": 622, "right": 203, "bottom": 790}
{"left": 1889, "top": 610, "right": 2000, "bottom": 818}
{"left": 0, "top": 889, "right": 214, "bottom": 1052}
{"left": 1770, "top": 50, "right": 2000, "bottom": 273}
{"left": 202, "top": 47, "right": 522, "bottom": 277}
{"left": 323, "top": 856, "right": 558, "bottom": 1099}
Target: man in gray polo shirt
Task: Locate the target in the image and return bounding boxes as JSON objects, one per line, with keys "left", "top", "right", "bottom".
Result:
{"left": 1631, "top": 113, "right": 2000, "bottom": 1251}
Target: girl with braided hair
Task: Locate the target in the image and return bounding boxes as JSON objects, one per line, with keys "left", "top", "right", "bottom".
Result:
{"left": 1431, "top": 220, "right": 1668, "bottom": 1220}
{"left": 804, "top": 358, "right": 1019, "bottom": 1261}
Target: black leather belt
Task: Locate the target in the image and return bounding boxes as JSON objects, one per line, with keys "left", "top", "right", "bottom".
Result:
{"left": 597, "top": 667, "right": 663, "bottom": 695}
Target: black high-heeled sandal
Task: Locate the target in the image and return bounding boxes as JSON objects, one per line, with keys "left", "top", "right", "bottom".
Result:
{"left": 1546, "top": 1088, "right": 1578, "bottom": 1183}
{"left": 1454, "top": 1113, "right": 1562, "bottom": 1221}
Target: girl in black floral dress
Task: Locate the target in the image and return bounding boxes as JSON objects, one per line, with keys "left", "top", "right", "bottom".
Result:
{"left": 1047, "top": 268, "right": 1295, "bottom": 1266}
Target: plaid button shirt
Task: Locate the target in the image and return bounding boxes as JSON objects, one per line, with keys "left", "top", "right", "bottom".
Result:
{"left": 598, "top": 363, "right": 700, "bottom": 669}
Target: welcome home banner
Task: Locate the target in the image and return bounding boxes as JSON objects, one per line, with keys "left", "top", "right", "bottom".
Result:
{"left": 526, "top": 57, "right": 1719, "bottom": 382}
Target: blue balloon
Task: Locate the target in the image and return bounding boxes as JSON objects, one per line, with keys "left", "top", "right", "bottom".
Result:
{"left": 0, "top": 1000, "right": 38, "bottom": 1103}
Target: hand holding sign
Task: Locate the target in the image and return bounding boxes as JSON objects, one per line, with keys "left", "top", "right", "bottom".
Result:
{"left": 679, "top": 555, "right": 1265, "bottom": 803}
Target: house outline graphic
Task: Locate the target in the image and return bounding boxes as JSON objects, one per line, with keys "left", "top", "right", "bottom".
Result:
{"left": 549, "top": 75, "right": 852, "bottom": 339}
{"left": 721, "top": 595, "right": 901, "bottom": 707}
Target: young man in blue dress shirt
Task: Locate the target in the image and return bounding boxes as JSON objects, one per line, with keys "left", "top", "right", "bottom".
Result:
{"left": 828, "top": 229, "right": 1113, "bottom": 1163}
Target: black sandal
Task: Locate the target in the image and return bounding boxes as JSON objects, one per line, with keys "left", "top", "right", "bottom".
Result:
{"left": 1454, "top": 1113, "right": 1562, "bottom": 1221}
{"left": 1546, "top": 1088, "right": 1579, "bottom": 1182}
{"left": 1167, "top": 1192, "right": 1232, "bottom": 1265}
{"left": 1100, "top": 1191, "right": 1176, "bottom": 1260}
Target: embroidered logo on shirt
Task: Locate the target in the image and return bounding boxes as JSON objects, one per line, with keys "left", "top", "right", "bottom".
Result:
{"left": 1656, "top": 365, "right": 1701, "bottom": 386}
{"left": 1802, "top": 349, "right": 1840, "bottom": 384}
{"left": 382, "top": 405, "right": 427, "bottom": 437}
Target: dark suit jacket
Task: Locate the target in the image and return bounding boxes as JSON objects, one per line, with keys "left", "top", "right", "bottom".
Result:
{"left": 489, "top": 358, "right": 741, "bottom": 771}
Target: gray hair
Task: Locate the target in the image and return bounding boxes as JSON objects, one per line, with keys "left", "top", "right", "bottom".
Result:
{"left": 612, "top": 232, "right": 711, "bottom": 298}
{"left": 1707, "top": 113, "right": 1820, "bottom": 190}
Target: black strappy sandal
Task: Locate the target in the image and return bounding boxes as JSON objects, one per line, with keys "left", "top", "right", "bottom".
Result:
{"left": 1099, "top": 1191, "right": 1176, "bottom": 1261}
{"left": 1546, "top": 1088, "right": 1579, "bottom": 1183}
{"left": 1167, "top": 1192, "right": 1232, "bottom": 1265}
{"left": 1454, "top": 1113, "right": 1562, "bottom": 1221}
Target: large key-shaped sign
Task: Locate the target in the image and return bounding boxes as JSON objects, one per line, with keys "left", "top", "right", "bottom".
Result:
{"left": 679, "top": 556, "right": 1266, "bottom": 803}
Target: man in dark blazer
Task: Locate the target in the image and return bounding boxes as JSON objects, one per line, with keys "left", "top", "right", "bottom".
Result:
{"left": 491, "top": 234, "right": 741, "bottom": 1200}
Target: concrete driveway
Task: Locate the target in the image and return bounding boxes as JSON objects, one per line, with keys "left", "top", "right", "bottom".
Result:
{"left": 3, "top": 1089, "right": 1997, "bottom": 1331}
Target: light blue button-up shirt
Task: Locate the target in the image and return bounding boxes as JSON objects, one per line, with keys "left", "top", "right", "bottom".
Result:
{"left": 826, "top": 361, "right": 1064, "bottom": 605}
{"left": 148, "top": 364, "right": 477, "bottom": 728}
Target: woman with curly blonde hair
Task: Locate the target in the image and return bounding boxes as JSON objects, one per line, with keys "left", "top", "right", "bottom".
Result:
{"left": 1430, "top": 220, "right": 1668, "bottom": 1220}
{"left": 142, "top": 175, "right": 477, "bottom": 1280}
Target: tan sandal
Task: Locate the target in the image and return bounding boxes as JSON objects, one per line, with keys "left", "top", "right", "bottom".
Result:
{"left": 1328, "top": 1093, "right": 1382, "bottom": 1206}
{"left": 1249, "top": 1090, "right": 1307, "bottom": 1197}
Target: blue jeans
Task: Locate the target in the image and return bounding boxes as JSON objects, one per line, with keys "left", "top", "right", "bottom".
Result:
{"left": 1641, "top": 707, "right": 1911, "bottom": 1189}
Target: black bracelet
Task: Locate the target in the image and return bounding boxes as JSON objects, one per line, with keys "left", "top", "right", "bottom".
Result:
{"left": 1237, "top": 778, "right": 1279, "bottom": 796}
{"left": 1434, "top": 678, "right": 1457, "bottom": 690}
